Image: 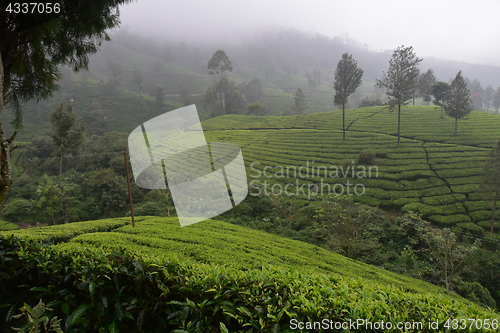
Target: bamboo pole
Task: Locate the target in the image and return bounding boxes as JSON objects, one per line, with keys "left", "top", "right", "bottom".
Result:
{"left": 123, "top": 149, "right": 135, "bottom": 227}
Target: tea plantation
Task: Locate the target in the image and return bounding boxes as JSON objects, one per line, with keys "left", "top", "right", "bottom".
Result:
{"left": 2, "top": 217, "right": 499, "bottom": 332}
{"left": 203, "top": 105, "right": 500, "bottom": 233}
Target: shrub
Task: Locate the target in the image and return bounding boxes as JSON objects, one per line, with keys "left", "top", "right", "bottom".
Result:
{"left": 357, "top": 150, "right": 376, "bottom": 165}
{"left": 453, "top": 222, "right": 485, "bottom": 237}
{"left": 454, "top": 277, "right": 496, "bottom": 309}
{"left": 2, "top": 234, "right": 498, "bottom": 333}
{"left": 428, "top": 214, "right": 471, "bottom": 227}
{"left": 2, "top": 198, "right": 34, "bottom": 223}
{"left": 0, "top": 220, "right": 20, "bottom": 231}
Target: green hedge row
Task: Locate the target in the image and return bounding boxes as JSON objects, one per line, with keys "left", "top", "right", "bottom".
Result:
{"left": 5, "top": 218, "right": 130, "bottom": 243}
{"left": 0, "top": 219, "right": 20, "bottom": 231}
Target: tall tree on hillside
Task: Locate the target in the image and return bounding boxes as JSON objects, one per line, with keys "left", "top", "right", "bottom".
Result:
{"left": 418, "top": 69, "right": 436, "bottom": 105}
{"left": 424, "top": 228, "right": 479, "bottom": 292}
{"left": 0, "top": 0, "right": 133, "bottom": 205}
{"left": 291, "top": 88, "right": 307, "bottom": 115}
{"left": 207, "top": 49, "right": 233, "bottom": 79}
{"left": 51, "top": 99, "right": 85, "bottom": 224}
{"left": 431, "top": 82, "right": 450, "bottom": 118}
{"left": 207, "top": 50, "right": 235, "bottom": 115}
{"left": 334, "top": 53, "right": 363, "bottom": 140}
{"left": 376, "top": 46, "right": 422, "bottom": 146}
{"left": 442, "top": 71, "right": 473, "bottom": 135}
{"left": 481, "top": 138, "right": 500, "bottom": 236}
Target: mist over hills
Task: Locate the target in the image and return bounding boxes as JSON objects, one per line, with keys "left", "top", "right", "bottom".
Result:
{"left": 9, "top": 27, "right": 500, "bottom": 141}
{"left": 101, "top": 27, "right": 500, "bottom": 88}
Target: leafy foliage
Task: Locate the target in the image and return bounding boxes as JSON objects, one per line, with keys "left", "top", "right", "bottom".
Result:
{"left": 376, "top": 45, "right": 422, "bottom": 145}
{"left": 290, "top": 88, "right": 307, "bottom": 115}
{"left": 1, "top": 218, "right": 499, "bottom": 332}
{"left": 334, "top": 52, "right": 363, "bottom": 140}
{"left": 443, "top": 71, "right": 474, "bottom": 135}
{"left": 207, "top": 50, "right": 233, "bottom": 79}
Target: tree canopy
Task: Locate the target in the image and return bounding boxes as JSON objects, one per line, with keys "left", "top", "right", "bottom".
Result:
{"left": 376, "top": 45, "right": 422, "bottom": 146}
{"left": 334, "top": 52, "right": 363, "bottom": 140}
{"left": 207, "top": 49, "right": 233, "bottom": 79}
{"left": 442, "top": 71, "right": 473, "bottom": 135}
{"left": 0, "top": 0, "right": 133, "bottom": 205}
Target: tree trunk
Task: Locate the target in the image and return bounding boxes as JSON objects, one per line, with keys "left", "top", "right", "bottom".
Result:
{"left": 492, "top": 195, "right": 498, "bottom": 236}
{"left": 59, "top": 153, "right": 68, "bottom": 223}
{"left": 342, "top": 103, "right": 346, "bottom": 141}
{"left": 221, "top": 89, "right": 226, "bottom": 115}
{"left": 455, "top": 117, "right": 458, "bottom": 135}
{"left": 0, "top": 51, "right": 14, "bottom": 206}
{"left": 397, "top": 103, "right": 401, "bottom": 146}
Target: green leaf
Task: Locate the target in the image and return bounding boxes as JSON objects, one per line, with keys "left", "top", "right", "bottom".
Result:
{"left": 220, "top": 322, "right": 229, "bottom": 333}
{"left": 108, "top": 321, "right": 118, "bottom": 333}
{"left": 68, "top": 304, "right": 91, "bottom": 327}
{"left": 89, "top": 282, "right": 96, "bottom": 299}
{"left": 114, "top": 302, "right": 124, "bottom": 322}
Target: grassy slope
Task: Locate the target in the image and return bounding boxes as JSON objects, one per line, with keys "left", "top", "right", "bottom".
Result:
{"left": 2, "top": 216, "right": 483, "bottom": 306}
{"left": 202, "top": 106, "right": 500, "bottom": 231}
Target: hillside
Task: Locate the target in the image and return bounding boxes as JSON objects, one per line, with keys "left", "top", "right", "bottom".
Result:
{"left": 202, "top": 105, "right": 500, "bottom": 234}
{"left": 2, "top": 217, "right": 498, "bottom": 332}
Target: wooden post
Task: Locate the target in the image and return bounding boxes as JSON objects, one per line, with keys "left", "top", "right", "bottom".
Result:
{"left": 123, "top": 149, "right": 135, "bottom": 227}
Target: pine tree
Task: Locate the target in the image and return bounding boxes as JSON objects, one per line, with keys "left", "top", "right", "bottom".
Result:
{"left": 442, "top": 71, "right": 473, "bottom": 135}
{"left": 334, "top": 53, "right": 363, "bottom": 140}
{"left": 376, "top": 46, "right": 422, "bottom": 146}
{"left": 291, "top": 88, "right": 307, "bottom": 115}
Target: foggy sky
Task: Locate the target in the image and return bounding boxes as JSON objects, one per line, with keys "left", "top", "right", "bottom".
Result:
{"left": 119, "top": 0, "right": 500, "bottom": 66}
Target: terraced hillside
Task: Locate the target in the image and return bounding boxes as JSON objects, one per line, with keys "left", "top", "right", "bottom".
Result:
{"left": 203, "top": 105, "right": 500, "bottom": 232}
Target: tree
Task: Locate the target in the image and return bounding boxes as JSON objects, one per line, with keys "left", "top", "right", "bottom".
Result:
{"left": 418, "top": 69, "right": 436, "bottom": 105}
{"left": 424, "top": 228, "right": 480, "bottom": 292}
{"left": 51, "top": 99, "right": 85, "bottom": 223}
{"left": 291, "top": 88, "right": 307, "bottom": 115}
{"left": 481, "top": 138, "right": 500, "bottom": 236}
{"left": 0, "top": 0, "right": 133, "bottom": 205}
{"left": 334, "top": 53, "right": 363, "bottom": 140}
{"left": 207, "top": 50, "right": 234, "bottom": 114}
{"left": 238, "top": 78, "right": 263, "bottom": 104}
{"left": 376, "top": 46, "right": 422, "bottom": 146}
{"left": 313, "top": 197, "right": 385, "bottom": 264}
{"left": 133, "top": 68, "right": 143, "bottom": 94}
{"left": 207, "top": 49, "right": 233, "bottom": 79}
{"left": 247, "top": 102, "right": 266, "bottom": 116}
{"left": 204, "top": 78, "right": 246, "bottom": 116}
{"left": 34, "top": 175, "right": 62, "bottom": 225}
{"left": 431, "top": 82, "right": 450, "bottom": 117}
{"left": 442, "top": 71, "right": 473, "bottom": 135}
{"left": 107, "top": 61, "right": 122, "bottom": 79}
